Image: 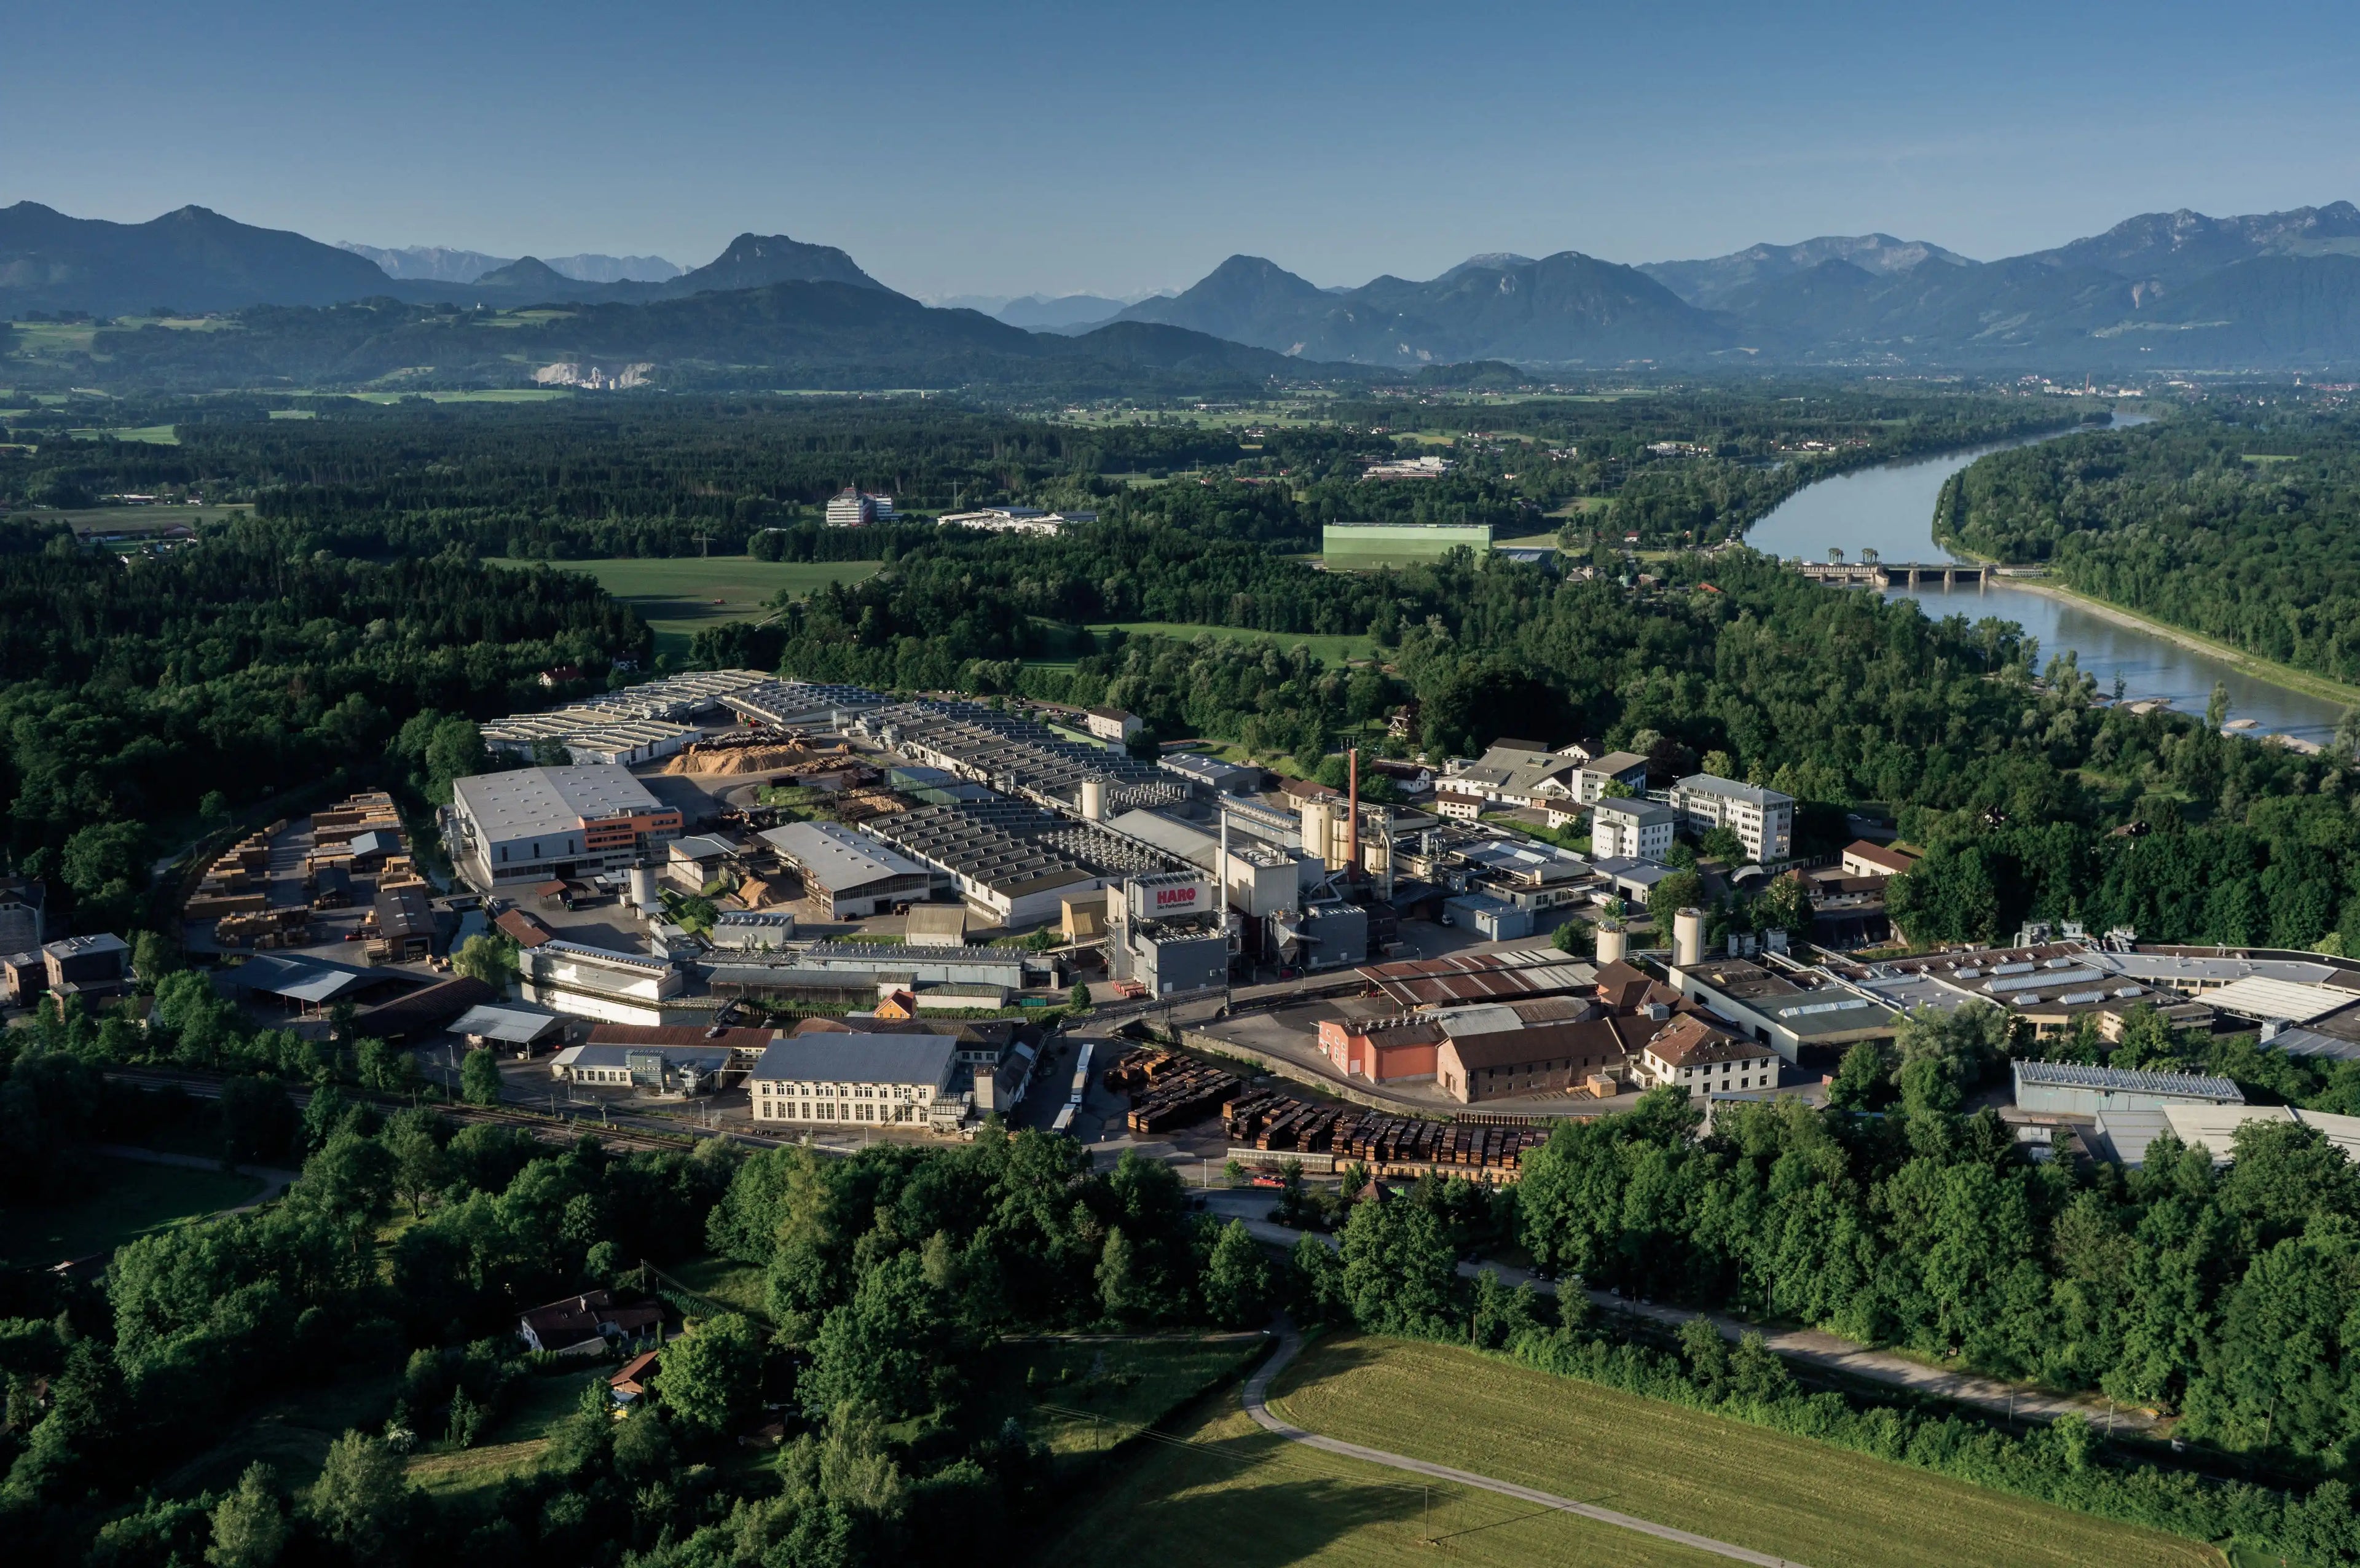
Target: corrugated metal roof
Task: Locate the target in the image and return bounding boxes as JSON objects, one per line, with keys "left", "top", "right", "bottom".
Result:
{"left": 2016, "top": 1060, "right": 2241, "bottom": 1100}
{"left": 2203, "top": 974, "right": 2349, "bottom": 1023}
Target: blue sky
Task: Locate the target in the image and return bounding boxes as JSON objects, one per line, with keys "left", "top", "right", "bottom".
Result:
{"left": 13, "top": 0, "right": 2360, "bottom": 299}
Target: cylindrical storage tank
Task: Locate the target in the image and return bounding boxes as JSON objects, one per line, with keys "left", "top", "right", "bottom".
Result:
{"left": 629, "top": 865, "right": 661, "bottom": 912}
{"left": 1672, "top": 907, "right": 1705, "bottom": 969}
{"left": 1080, "top": 778, "right": 1106, "bottom": 821}
{"left": 1594, "top": 925, "right": 1628, "bottom": 965}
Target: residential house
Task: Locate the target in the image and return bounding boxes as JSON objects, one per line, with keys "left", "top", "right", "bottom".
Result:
{"left": 609, "top": 1349, "right": 659, "bottom": 1412}
{"left": 517, "top": 1289, "right": 663, "bottom": 1355}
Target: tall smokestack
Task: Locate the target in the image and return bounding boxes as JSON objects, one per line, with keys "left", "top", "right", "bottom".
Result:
{"left": 1347, "top": 748, "right": 1360, "bottom": 879}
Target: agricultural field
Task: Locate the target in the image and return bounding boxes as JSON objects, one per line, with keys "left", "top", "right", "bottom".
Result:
{"left": 1321, "top": 522, "right": 1493, "bottom": 571}
{"left": 0, "top": 1155, "right": 262, "bottom": 1269}
{"left": 21, "top": 502, "right": 253, "bottom": 533}
{"left": 1257, "top": 1335, "right": 2222, "bottom": 1568}
{"left": 332, "top": 388, "right": 575, "bottom": 403}
{"left": 66, "top": 423, "right": 180, "bottom": 444}
{"left": 482, "top": 555, "right": 881, "bottom": 660}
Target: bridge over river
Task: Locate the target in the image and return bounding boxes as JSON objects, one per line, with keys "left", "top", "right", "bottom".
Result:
{"left": 1792, "top": 559, "right": 2003, "bottom": 589}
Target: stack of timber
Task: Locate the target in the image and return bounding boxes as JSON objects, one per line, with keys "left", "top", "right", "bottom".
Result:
{"left": 1115, "top": 1049, "right": 1242, "bottom": 1133}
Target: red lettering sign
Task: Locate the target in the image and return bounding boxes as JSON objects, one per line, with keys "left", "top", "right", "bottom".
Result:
{"left": 1155, "top": 886, "right": 1197, "bottom": 908}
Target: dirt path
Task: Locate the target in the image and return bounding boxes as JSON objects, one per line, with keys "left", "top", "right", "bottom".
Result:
{"left": 1243, "top": 1325, "right": 1808, "bottom": 1567}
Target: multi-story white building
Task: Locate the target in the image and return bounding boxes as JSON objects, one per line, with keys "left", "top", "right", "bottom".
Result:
{"left": 1591, "top": 796, "right": 1675, "bottom": 862}
{"left": 749, "top": 1034, "right": 960, "bottom": 1129}
{"left": 446, "top": 766, "right": 683, "bottom": 894}
{"left": 1085, "top": 707, "right": 1141, "bottom": 743}
{"left": 825, "top": 488, "right": 895, "bottom": 527}
{"left": 1669, "top": 774, "right": 1795, "bottom": 862}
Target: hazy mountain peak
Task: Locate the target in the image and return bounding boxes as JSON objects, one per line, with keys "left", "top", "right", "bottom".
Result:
{"left": 1638, "top": 233, "right": 1976, "bottom": 308}
{"left": 678, "top": 232, "right": 888, "bottom": 294}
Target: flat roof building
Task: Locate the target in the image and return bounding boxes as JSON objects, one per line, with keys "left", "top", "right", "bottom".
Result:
{"left": 760, "top": 821, "right": 937, "bottom": 919}
{"left": 447, "top": 766, "right": 683, "bottom": 895}
{"left": 1592, "top": 797, "right": 1675, "bottom": 863}
{"left": 2013, "top": 1060, "right": 2243, "bottom": 1117}
{"left": 1669, "top": 774, "right": 1795, "bottom": 863}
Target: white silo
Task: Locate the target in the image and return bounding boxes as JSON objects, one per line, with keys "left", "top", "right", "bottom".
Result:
{"left": 1672, "top": 907, "right": 1706, "bottom": 969}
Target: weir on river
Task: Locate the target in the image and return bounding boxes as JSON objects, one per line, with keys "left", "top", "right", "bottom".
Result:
{"left": 1745, "top": 417, "right": 2349, "bottom": 747}
{"left": 1792, "top": 559, "right": 1993, "bottom": 589}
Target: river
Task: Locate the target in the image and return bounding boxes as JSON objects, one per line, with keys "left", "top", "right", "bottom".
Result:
{"left": 1743, "top": 417, "right": 2348, "bottom": 745}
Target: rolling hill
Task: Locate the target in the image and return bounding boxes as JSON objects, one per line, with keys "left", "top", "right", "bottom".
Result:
{"left": 0, "top": 202, "right": 395, "bottom": 316}
{"left": 1112, "top": 250, "right": 1730, "bottom": 364}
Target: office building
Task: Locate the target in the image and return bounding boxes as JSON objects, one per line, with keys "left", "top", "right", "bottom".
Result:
{"left": 749, "top": 1034, "right": 960, "bottom": 1129}
{"left": 1669, "top": 774, "right": 1795, "bottom": 862}
{"left": 1591, "top": 797, "right": 1675, "bottom": 862}
{"left": 825, "top": 488, "right": 895, "bottom": 527}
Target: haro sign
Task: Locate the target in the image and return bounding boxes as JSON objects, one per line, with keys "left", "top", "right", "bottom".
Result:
{"left": 1154, "top": 886, "right": 1198, "bottom": 909}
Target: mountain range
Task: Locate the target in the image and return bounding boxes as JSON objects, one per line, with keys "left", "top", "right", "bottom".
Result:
{"left": 337, "top": 243, "right": 684, "bottom": 284}
{"left": 12, "top": 198, "right": 2360, "bottom": 383}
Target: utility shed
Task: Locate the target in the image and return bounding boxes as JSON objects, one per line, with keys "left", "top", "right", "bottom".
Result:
{"left": 2012, "top": 1059, "right": 2244, "bottom": 1116}
{"left": 374, "top": 883, "right": 436, "bottom": 960}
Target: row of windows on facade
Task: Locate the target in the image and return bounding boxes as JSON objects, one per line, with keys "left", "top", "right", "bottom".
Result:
{"left": 757, "top": 1080, "right": 931, "bottom": 1100}
{"left": 759, "top": 1100, "right": 925, "bottom": 1122}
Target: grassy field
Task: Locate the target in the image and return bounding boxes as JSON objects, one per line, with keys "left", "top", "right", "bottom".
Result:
{"left": 336, "top": 388, "right": 575, "bottom": 403}
{"left": 1258, "top": 1335, "right": 2222, "bottom": 1568}
{"left": 33, "top": 503, "right": 252, "bottom": 533}
{"left": 162, "top": 1368, "right": 403, "bottom": 1498}
{"left": 667, "top": 1254, "right": 771, "bottom": 1317}
{"left": 0, "top": 1156, "right": 263, "bottom": 1270}
{"left": 483, "top": 555, "right": 882, "bottom": 660}
{"left": 405, "top": 1368, "right": 598, "bottom": 1503}
{"left": 995, "top": 1335, "right": 1268, "bottom": 1459}
{"left": 67, "top": 423, "right": 179, "bottom": 444}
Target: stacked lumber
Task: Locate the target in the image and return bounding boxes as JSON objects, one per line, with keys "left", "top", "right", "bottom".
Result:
{"left": 1124, "top": 1060, "right": 1241, "bottom": 1134}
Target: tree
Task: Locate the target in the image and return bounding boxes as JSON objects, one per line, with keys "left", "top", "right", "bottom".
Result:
{"left": 658, "top": 1312, "right": 765, "bottom": 1437}
{"left": 218, "top": 1075, "right": 297, "bottom": 1166}
{"left": 1699, "top": 825, "right": 1745, "bottom": 863}
{"left": 1068, "top": 981, "right": 1091, "bottom": 1010}
{"left": 381, "top": 1108, "right": 449, "bottom": 1217}
{"left": 305, "top": 1431, "right": 409, "bottom": 1560}
{"left": 1551, "top": 918, "right": 1589, "bottom": 957}
{"left": 460, "top": 1048, "right": 503, "bottom": 1107}
{"left": 1648, "top": 869, "right": 1704, "bottom": 925}
{"left": 1200, "top": 1219, "right": 1272, "bottom": 1328}
{"left": 450, "top": 933, "right": 517, "bottom": 987}
{"left": 1096, "top": 1226, "right": 1147, "bottom": 1322}
{"left": 206, "top": 1463, "right": 289, "bottom": 1568}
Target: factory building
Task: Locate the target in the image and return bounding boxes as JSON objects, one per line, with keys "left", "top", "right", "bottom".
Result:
{"left": 860, "top": 800, "right": 1187, "bottom": 930}
{"left": 446, "top": 766, "right": 683, "bottom": 895}
{"left": 859, "top": 700, "right": 1181, "bottom": 815}
{"left": 1107, "top": 873, "right": 1232, "bottom": 998}
{"left": 517, "top": 938, "right": 686, "bottom": 1024}
{"left": 749, "top": 1034, "right": 961, "bottom": 1130}
{"left": 759, "top": 821, "right": 937, "bottom": 919}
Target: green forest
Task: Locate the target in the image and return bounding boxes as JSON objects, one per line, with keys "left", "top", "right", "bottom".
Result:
{"left": 1943, "top": 399, "right": 2360, "bottom": 684}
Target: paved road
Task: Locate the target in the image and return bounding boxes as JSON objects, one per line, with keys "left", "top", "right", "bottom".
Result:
{"left": 1205, "top": 1191, "right": 2157, "bottom": 1436}
{"left": 1244, "top": 1325, "right": 1808, "bottom": 1567}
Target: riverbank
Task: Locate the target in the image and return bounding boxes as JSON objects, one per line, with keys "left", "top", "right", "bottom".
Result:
{"left": 1980, "top": 571, "right": 2360, "bottom": 714}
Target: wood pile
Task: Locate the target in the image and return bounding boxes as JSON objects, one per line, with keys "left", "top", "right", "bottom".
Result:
{"left": 1112, "top": 1048, "right": 1243, "bottom": 1134}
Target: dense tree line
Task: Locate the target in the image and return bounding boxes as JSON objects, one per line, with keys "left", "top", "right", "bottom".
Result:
{"left": 1943, "top": 401, "right": 2360, "bottom": 683}
{"left": 0, "top": 1016, "right": 1272, "bottom": 1568}
{"left": 1283, "top": 1068, "right": 2360, "bottom": 1562}
{"left": 0, "top": 514, "right": 632, "bottom": 927}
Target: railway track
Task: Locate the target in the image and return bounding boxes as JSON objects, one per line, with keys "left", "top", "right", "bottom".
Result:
{"left": 103, "top": 1067, "right": 710, "bottom": 1155}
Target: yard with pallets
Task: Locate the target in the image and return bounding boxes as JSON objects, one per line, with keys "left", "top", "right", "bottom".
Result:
{"left": 481, "top": 555, "right": 881, "bottom": 659}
